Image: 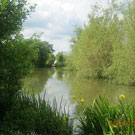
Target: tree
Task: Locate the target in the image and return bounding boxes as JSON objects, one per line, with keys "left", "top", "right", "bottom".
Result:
{"left": 36, "top": 41, "right": 54, "bottom": 68}
{"left": 0, "top": 0, "right": 35, "bottom": 40}
{"left": 70, "top": 25, "right": 83, "bottom": 47}
{"left": 56, "top": 52, "right": 65, "bottom": 67}
{"left": 66, "top": 0, "right": 135, "bottom": 85}
{"left": 0, "top": 0, "right": 36, "bottom": 120}
{"left": 46, "top": 53, "right": 55, "bottom": 67}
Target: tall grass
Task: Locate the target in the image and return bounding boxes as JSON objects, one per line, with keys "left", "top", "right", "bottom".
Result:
{"left": 0, "top": 93, "right": 73, "bottom": 135}
{"left": 77, "top": 96, "right": 135, "bottom": 135}
{"left": 1, "top": 92, "right": 135, "bottom": 135}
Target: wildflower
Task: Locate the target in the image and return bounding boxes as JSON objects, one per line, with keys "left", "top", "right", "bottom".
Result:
{"left": 72, "top": 96, "right": 76, "bottom": 99}
{"left": 76, "top": 86, "right": 79, "bottom": 88}
{"left": 119, "top": 94, "right": 125, "bottom": 99}
{"left": 63, "top": 117, "right": 67, "bottom": 121}
{"left": 80, "top": 98, "right": 85, "bottom": 102}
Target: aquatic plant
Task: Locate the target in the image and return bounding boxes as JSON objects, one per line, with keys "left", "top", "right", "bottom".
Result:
{"left": 77, "top": 95, "right": 135, "bottom": 135}
{"left": 0, "top": 93, "right": 73, "bottom": 135}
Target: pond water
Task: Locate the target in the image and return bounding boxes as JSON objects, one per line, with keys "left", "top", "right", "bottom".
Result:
{"left": 23, "top": 68, "right": 135, "bottom": 114}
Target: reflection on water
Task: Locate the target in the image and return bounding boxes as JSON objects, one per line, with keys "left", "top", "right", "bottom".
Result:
{"left": 23, "top": 68, "right": 135, "bottom": 114}
{"left": 39, "top": 72, "right": 76, "bottom": 114}
{"left": 23, "top": 68, "right": 55, "bottom": 94}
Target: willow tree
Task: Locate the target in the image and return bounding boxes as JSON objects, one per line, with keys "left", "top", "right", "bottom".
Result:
{"left": 67, "top": 0, "right": 135, "bottom": 85}
{"left": 104, "top": 0, "right": 135, "bottom": 85}
{"left": 67, "top": 0, "right": 123, "bottom": 78}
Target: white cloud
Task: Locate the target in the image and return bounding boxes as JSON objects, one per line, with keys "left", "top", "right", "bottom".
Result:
{"left": 22, "top": 0, "right": 107, "bottom": 54}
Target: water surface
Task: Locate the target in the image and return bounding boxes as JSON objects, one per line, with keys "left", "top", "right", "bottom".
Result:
{"left": 23, "top": 68, "right": 135, "bottom": 113}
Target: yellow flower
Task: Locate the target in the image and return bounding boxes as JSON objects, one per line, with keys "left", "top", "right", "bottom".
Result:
{"left": 72, "top": 96, "right": 76, "bottom": 99}
{"left": 63, "top": 117, "right": 67, "bottom": 121}
{"left": 119, "top": 94, "right": 125, "bottom": 99}
{"left": 76, "top": 86, "right": 79, "bottom": 88}
{"left": 80, "top": 98, "right": 85, "bottom": 102}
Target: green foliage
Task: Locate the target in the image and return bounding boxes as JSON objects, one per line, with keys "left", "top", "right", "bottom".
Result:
{"left": 78, "top": 96, "right": 135, "bottom": 135}
{"left": 0, "top": 93, "right": 73, "bottom": 135}
{"left": 0, "top": 0, "right": 35, "bottom": 40}
{"left": 56, "top": 52, "right": 66, "bottom": 67}
{"left": 46, "top": 53, "right": 55, "bottom": 67}
{"left": 103, "top": 0, "right": 135, "bottom": 85}
{"left": 0, "top": 35, "right": 38, "bottom": 121}
{"left": 66, "top": 0, "right": 135, "bottom": 85}
{"left": 36, "top": 41, "right": 54, "bottom": 68}
{"left": 70, "top": 25, "right": 83, "bottom": 47}
{"left": 0, "top": 0, "right": 67, "bottom": 134}
{"left": 29, "top": 35, "right": 55, "bottom": 68}
{"left": 0, "top": 0, "right": 36, "bottom": 122}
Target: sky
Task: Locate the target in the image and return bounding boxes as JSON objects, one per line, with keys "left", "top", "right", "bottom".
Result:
{"left": 22, "top": 0, "right": 106, "bottom": 54}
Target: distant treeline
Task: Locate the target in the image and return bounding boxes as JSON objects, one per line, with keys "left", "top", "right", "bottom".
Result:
{"left": 13, "top": 34, "right": 66, "bottom": 68}
{"left": 66, "top": 0, "right": 135, "bottom": 85}
{"left": 25, "top": 35, "right": 66, "bottom": 68}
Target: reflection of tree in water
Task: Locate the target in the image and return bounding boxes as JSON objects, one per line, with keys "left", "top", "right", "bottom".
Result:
{"left": 55, "top": 68, "right": 65, "bottom": 81}
{"left": 65, "top": 71, "right": 135, "bottom": 114}
{"left": 22, "top": 68, "right": 55, "bottom": 95}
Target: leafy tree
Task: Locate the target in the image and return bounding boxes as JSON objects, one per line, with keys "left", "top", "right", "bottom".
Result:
{"left": 36, "top": 41, "right": 54, "bottom": 68}
{"left": 56, "top": 52, "right": 66, "bottom": 67}
{"left": 103, "top": 0, "right": 135, "bottom": 85}
{"left": 0, "top": 0, "right": 35, "bottom": 40}
{"left": 29, "top": 33, "right": 55, "bottom": 68}
{"left": 46, "top": 53, "right": 55, "bottom": 67}
{"left": 67, "top": 1, "right": 121, "bottom": 77}
{"left": 0, "top": 0, "right": 36, "bottom": 120}
{"left": 70, "top": 25, "right": 83, "bottom": 47}
{"left": 66, "top": 0, "right": 135, "bottom": 85}
{"left": 0, "top": 35, "right": 38, "bottom": 121}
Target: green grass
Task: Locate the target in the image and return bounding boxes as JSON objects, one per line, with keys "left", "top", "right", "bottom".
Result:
{"left": 77, "top": 96, "right": 135, "bottom": 135}
{"left": 1, "top": 92, "right": 135, "bottom": 135}
{"left": 0, "top": 93, "right": 73, "bottom": 135}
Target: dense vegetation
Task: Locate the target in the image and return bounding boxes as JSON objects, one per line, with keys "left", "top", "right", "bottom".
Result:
{"left": 0, "top": 93, "right": 73, "bottom": 135}
{"left": 26, "top": 34, "right": 55, "bottom": 68}
{"left": 0, "top": 0, "right": 36, "bottom": 121}
{"left": 77, "top": 95, "right": 135, "bottom": 135}
{"left": 1, "top": 0, "right": 135, "bottom": 134}
{"left": 0, "top": 0, "right": 72, "bottom": 134}
{"left": 66, "top": 0, "right": 135, "bottom": 85}
{"left": 55, "top": 52, "right": 66, "bottom": 67}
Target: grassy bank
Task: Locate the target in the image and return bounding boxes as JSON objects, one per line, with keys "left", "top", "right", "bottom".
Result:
{"left": 0, "top": 93, "right": 73, "bottom": 135}
{"left": 1, "top": 93, "right": 135, "bottom": 135}
{"left": 77, "top": 95, "right": 135, "bottom": 135}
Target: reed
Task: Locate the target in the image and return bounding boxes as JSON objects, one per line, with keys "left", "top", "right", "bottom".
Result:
{"left": 0, "top": 92, "right": 73, "bottom": 135}
{"left": 77, "top": 96, "right": 135, "bottom": 135}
